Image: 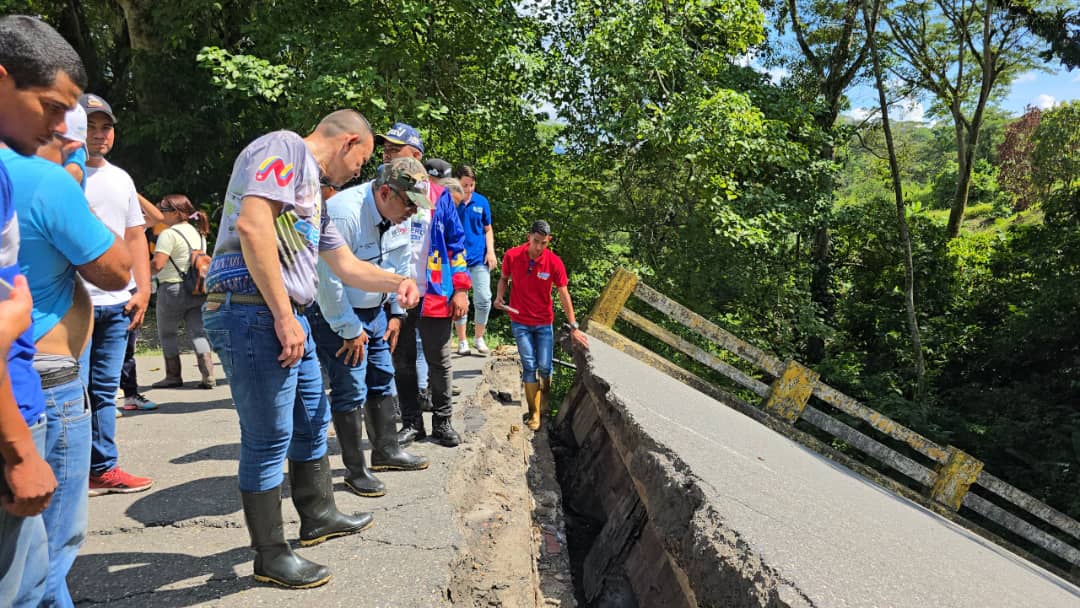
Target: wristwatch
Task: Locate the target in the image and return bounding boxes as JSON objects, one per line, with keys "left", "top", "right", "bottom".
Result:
{"left": 566, "top": 322, "right": 579, "bottom": 331}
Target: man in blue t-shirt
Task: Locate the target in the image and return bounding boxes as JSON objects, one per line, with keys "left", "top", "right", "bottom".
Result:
{"left": 6, "top": 134, "right": 131, "bottom": 606}
{"left": 451, "top": 165, "right": 496, "bottom": 356}
{"left": 0, "top": 14, "right": 87, "bottom": 606}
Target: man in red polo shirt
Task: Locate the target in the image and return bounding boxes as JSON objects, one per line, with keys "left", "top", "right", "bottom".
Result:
{"left": 494, "top": 220, "right": 588, "bottom": 430}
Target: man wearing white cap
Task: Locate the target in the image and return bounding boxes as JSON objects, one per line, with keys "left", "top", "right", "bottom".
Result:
{"left": 60, "top": 103, "right": 87, "bottom": 187}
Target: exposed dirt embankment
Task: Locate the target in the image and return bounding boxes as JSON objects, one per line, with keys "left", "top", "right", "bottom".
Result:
{"left": 448, "top": 350, "right": 575, "bottom": 607}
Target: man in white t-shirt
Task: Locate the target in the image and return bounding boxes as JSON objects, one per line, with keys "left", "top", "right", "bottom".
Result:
{"left": 78, "top": 94, "right": 154, "bottom": 496}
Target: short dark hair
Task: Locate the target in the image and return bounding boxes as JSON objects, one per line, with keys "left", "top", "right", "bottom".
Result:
{"left": 452, "top": 164, "right": 476, "bottom": 180}
{"left": 0, "top": 15, "right": 87, "bottom": 90}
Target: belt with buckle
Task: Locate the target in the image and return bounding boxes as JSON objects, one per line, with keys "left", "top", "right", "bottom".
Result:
{"left": 206, "top": 292, "right": 307, "bottom": 315}
{"left": 39, "top": 366, "right": 80, "bottom": 389}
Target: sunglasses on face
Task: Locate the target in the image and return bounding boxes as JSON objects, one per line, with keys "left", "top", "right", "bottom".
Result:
{"left": 393, "top": 189, "right": 417, "bottom": 210}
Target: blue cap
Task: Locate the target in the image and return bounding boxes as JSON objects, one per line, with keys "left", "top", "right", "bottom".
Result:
{"left": 375, "top": 122, "right": 424, "bottom": 155}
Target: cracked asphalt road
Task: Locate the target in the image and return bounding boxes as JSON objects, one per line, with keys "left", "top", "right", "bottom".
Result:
{"left": 70, "top": 352, "right": 491, "bottom": 607}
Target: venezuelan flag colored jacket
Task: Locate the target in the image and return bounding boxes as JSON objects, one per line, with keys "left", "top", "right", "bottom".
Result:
{"left": 422, "top": 188, "right": 471, "bottom": 318}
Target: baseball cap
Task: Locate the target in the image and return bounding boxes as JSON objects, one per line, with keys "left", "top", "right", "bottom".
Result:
{"left": 79, "top": 93, "right": 117, "bottom": 123}
{"left": 530, "top": 220, "right": 552, "bottom": 236}
{"left": 374, "top": 123, "right": 424, "bottom": 155}
{"left": 379, "top": 157, "right": 433, "bottom": 209}
{"left": 424, "top": 158, "right": 452, "bottom": 180}
{"left": 61, "top": 104, "right": 87, "bottom": 144}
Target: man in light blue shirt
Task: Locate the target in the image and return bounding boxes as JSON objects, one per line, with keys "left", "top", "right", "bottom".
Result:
{"left": 310, "top": 157, "right": 431, "bottom": 499}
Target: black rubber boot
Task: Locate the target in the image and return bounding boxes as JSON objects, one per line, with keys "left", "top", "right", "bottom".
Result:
{"left": 430, "top": 415, "right": 461, "bottom": 447}
{"left": 397, "top": 415, "right": 426, "bottom": 447}
{"left": 331, "top": 409, "right": 385, "bottom": 497}
{"left": 241, "top": 486, "right": 331, "bottom": 589}
{"left": 366, "top": 394, "right": 428, "bottom": 471}
{"left": 289, "top": 455, "right": 373, "bottom": 547}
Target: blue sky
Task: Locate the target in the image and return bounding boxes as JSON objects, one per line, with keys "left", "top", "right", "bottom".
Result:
{"left": 837, "top": 65, "right": 1079, "bottom": 123}
{"left": 837, "top": 64, "right": 1079, "bottom": 123}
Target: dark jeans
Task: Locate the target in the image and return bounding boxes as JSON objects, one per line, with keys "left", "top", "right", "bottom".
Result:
{"left": 308, "top": 305, "right": 395, "bottom": 413}
{"left": 120, "top": 328, "right": 138, "bottom": 398}
{"left": 203, "top": 298, "right": 329, "bottom": 492}
{"left": 392, "top": 307, "right": 452, "bottom": 421}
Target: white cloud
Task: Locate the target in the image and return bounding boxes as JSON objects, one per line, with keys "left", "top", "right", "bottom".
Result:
{"left": 1015, "top": 71, "right": 1038, "bottom": 83}
{"left": 845, "top": 97, "right": 926, "bottom": 123}
{"left": 765, "top": 67, "right": 790, "bottom": 84}
{"left": 1034, "top": 94, "right": 1056, "bottom": 109}
{"left": 896, "top": 98, "right": 925, "bottom": 122}
{"left": 847, "top": 107, "right": 875, "bottom": 122}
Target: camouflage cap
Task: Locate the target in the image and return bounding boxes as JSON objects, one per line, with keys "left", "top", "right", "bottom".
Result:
{"left": 378, "top": 157, "right": 433, "bottom": 209}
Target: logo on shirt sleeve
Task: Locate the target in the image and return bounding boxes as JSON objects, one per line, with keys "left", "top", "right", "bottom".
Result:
{"left": 256, "top": 156, "right": 295, "bottom": 187}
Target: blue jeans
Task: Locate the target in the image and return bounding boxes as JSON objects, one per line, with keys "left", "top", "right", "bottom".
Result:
{"left": 455, "top": 265, "right": 492, "bottom": 329}
{"left": 0, "top": 417, "right": 48, "bottom": 608}
{"left": 511, "top": 322, "right": 554, "bottom": 383}
{"left": 308, "top": 305, "right": 395, "bottom": 412}
{"left": 80, "top": 302, "right": 130, "bottom": 475}
{"left": 203, "top": 298, "right": 329, "bottom": 493}
{"left": 38, "top": 376, "right": 89, "bottom": 608}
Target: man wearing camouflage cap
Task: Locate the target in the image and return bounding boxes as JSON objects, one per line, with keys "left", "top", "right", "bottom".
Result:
{"left": 373, "top": 124, "right": 471, "bottom": 448}
{"left": 310, "top": 157, "right": 433, "bottom": 501}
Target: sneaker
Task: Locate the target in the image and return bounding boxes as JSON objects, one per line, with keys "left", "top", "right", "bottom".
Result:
{"left": 89, "top": 467, "right": 154, "bottom": 496}
{"left": 473, "top": 337, "right": 490, "bottom": 355}
{"left": 457, "top": 340, "right": 471, "bottom": 356}
{"left": 122, "top": 393, "right": 158, "bottom": 411}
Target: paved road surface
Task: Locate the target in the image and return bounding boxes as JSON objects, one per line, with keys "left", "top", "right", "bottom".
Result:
{"left": 587, "top": 338, "right": 1080, "bottom": 608}
{"left": 70, "top": 351, "right": 490, "bottom": 607}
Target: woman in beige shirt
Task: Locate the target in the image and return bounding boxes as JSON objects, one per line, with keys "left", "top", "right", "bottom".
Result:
{"left": 149, "top": 194, "right": 213, "bottom": 389}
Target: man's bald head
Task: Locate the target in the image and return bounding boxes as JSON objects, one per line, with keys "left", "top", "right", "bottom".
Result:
{"left": 314, "top": 109, "right": 372, "bottom": 139}
{"left": 307, "top": 109, "right": 375, "bottom": 187}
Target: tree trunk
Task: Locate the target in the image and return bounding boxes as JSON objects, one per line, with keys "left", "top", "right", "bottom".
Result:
{"left": 114, "top": 0, "right": 168, "bottom": 114}
{"left": 57, "top": 0, "right": 103, "bottom": 92}
{"left": 865, "top": 0, "right": 928, "bottom": 408}
{"left": 946, "top": 119, "right": 973, "bottom": 238}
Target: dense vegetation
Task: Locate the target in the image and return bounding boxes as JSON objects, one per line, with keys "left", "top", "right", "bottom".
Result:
{"left": 3, "top": 0, "right": 1079, "bottom": 522}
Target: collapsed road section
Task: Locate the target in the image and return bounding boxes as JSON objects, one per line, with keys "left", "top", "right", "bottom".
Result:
{"left": 551, "top": 336, "right": 1080, "bottom": 608}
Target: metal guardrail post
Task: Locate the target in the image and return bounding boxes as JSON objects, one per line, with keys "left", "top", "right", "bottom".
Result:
{"left": 588, "top": 268, "right": 638, "bottom": 329}
{"left": 931, "top": 447, "right": 984, "bottom": 511}
{"left": 761, "top": 360, "right": 819, "bottom": 423}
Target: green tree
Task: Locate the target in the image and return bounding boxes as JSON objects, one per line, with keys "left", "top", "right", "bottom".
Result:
{"left": 546, "top": 0, "right": 834, "bottom": 350}
{"left": 1031, "top": 100, "right": 1080, "bottom": 222}
{"left": 885, "top": 0, "right": 1039, "bottom": 239}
